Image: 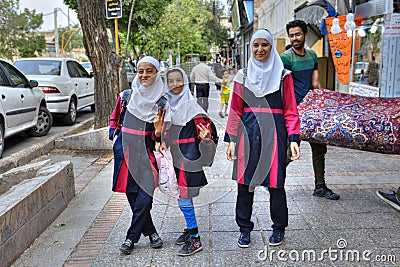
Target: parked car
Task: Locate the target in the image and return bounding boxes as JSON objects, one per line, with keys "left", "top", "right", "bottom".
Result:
{"left": 80, "top": 61, "right": 93, "bottom": 75}
{"left": 124, "top": 61, "right": 136, "bottom": 87}
{"left": 14, "top": 58, "right": 95, "bottom": 125}
{"left": 0, "top": 59, "right": 52, "bottom": 158}
{"left": 160, "top": 61, "right": 169, "bottom": 76}
{"left": 79, "top": 60, "right": 136, "bottom": 87}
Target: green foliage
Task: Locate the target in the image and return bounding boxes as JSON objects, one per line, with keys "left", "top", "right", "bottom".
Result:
{"left": 0, "top": 0, "right": 46, "bottom": 59}
{"left": 145, "top": 0, "right": 228, "bottom": 62}
{"left": 64, "top": 0, "right": 229, "bottom": 62}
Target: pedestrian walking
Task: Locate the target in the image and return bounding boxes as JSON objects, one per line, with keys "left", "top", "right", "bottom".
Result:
{"left": 163, "top": 67, "right": 218, "bottom": 256}
{"left": 280, "top": 19, "right": 340, "bottom": 200}
{"left": 225, "top": 29, "right": 300, "bottom": 248}
{"left": 119, "top": 56, "right": 169, "bottom": 254}
{"left": 219, "top": 69, "right": 231, "bottom": 118}
{"left": 214, "top": 56, "right": 223, "bottom": 91}
{"left": 190, "top": 55, "right": 222, "bottom": 112}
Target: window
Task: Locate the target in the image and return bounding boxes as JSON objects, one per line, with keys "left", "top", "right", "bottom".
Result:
{"left": 14, "top": 60, "right": 61, "bottom": 76}
{"left": 0, "top": 67, "right": 9, "bottom": 86}
{"left": 352, "top": 15, "right": 383, "bottom": 87}
{"left": 1, "top": 61, "right": 28, "bottom": 87}
{"left": 67, "top": 61, "right": 81, "bottom": 78}
{"left": 74, "top": 62, "right": 91, "bottom": 78}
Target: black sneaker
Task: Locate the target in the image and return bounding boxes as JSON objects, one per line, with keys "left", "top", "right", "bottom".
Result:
{"left": 119, "top": 239, "right": 134, "bottom": 254}
{"left": 219, "top": 111, "right": 225, "bottom": 118}
{"left": 313, "top": 187, "right": 340, "bottom": 200}
{"left": 237, "top": 232, "right": 251, "bottom": 248}
{"left": 269, "top": 231, "right": 284, "bottom": 246}
{"left": 376, "top": 191, "right": 400, "bottom": 211}
{"left": 149, "top": 233, "right": 163, "bottom": 248}
{"left": 175, "top": 229, "right": 190, "bottom": 245}
{"left": 177, "top": 236, "right": 203, "bottom": 256}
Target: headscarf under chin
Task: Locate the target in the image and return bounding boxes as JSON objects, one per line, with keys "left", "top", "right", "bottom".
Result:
{"left": 166, "top": 67, "right": 207, "bottom": 126}
{"left": 126, "top": 56, "right": 170, "bottom": 123}
{"left": 233, "top": 29, "right": 284, "bottom": 97}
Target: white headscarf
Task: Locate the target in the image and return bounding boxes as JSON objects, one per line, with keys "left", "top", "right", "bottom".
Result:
{"left": 126, "top": 56, "right": 170, "bottom": 122}
{"left": 166, "top": 67, "right": 207, "bottom": 126}
{"left": 233, "top": 29, "right": 284, "bottom": 97}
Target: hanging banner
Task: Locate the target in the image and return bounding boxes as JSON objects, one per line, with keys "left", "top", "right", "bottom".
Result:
{"left": 324, "top": 16, "right": 362, "bottom": 85}
{"left": 325, "top": 16, "right": 352, "bottom": 84}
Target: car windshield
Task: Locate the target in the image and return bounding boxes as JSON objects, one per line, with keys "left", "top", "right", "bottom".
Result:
{"left": 14, "top": 60, "right": 61, "bottom": 76}
{"left": 81, "top": 62, "right": 92, "bottom": 69}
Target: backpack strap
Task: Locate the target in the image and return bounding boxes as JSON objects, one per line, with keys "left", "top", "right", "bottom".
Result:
{"left": 279, "top": 69, "right": 291, "bottom": 100}
{"left": 121, "top": 89, "right": 133, "bottom": 108}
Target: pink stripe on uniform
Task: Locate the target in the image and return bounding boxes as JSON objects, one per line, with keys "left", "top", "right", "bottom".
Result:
{"left": 171, "top": 137, "right": 196, "bottom": 145}
{"left": 121, "top": 127, "right": 152, "bottom": 136}
{"left": 244, "top": 107, "right": 283, "bottom": 114}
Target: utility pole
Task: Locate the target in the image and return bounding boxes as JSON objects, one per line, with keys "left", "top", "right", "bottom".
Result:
{"left": 54, "top": 8, "right": 59, "bottom": 57}
{"left": 68, "top": 8, "right": 72, "bottom": 58}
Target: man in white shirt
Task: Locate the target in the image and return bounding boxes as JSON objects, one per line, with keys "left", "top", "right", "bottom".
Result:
{"left": 190, "top": 55, "right": 222, "bottom": 112}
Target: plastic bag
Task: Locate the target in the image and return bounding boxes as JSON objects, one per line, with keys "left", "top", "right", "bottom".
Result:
{"left": 154, "top": 150, "right": 180, "bottom": 198}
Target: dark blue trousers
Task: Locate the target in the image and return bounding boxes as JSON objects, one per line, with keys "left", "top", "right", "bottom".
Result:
{"left": 125, "top": 187, "right": 157, "bottom": 242}
{"left": 195, "top": 83, "right": 210, "bottom": 112}
{"left": 236, "top": 184, "right": 288, "bottom": 233}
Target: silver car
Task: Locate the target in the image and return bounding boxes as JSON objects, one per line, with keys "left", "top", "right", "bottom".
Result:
{"left": 14, "top": 58, "right": 95, "bottom": 125}
{"left": 0, "top": 59, "right": 52, "bottom": 158}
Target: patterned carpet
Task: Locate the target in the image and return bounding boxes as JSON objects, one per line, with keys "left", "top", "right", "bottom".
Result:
{"left": 299, "top": 88, "right": 400, "bottom": 154}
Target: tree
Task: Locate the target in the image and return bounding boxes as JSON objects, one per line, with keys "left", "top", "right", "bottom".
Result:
{"left": 76, "top": 0, "right": 120, "bottom": 129}
{"left": 64, "top": 0, "right": 170, "bottom": 128}
{"left": 143, "top": 0, "right": 229, "bottom": 63}
{"left": 0, "top": 0, "right": 45, "bottom": 59}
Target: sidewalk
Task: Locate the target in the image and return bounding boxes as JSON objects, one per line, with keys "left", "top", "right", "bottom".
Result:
{"left": 11, "top": 88, "right": 400, "bottom": 267}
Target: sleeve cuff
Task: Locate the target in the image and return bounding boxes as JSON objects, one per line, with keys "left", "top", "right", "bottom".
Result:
{"left": 289, "top": 134, "right": 300, "bottom": 143}
{"left": 109, "top": 128, "right": 116, "bottom": 140}
{"left": 224, "top": 133, "right": 237, "bottom": 143}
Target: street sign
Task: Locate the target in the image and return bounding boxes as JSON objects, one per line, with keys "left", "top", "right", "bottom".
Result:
{"left": 105, "top": 0, "right": 122, "bottom": 19}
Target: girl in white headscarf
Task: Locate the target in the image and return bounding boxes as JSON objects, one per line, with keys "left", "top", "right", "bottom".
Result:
{"left": 163, "top": 67, "right": 218, "bottom": 256}
{"left": 119, "top": 56, "right": 168, "bottom": 254}
{"left": 224, "top": 29, "right": 300, "bottom": 248}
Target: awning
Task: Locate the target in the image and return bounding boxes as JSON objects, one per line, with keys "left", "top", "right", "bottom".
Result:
{"left": 296, "top": 5, "right": 328, "bottom": 25}
{"left": 294, "top": 0, "right": 350, "bottom": 47}
{"left": 295, "top": 0, "right": 350, "bottom": 25}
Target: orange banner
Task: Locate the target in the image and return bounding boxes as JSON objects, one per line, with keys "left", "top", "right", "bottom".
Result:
{"left": 325, "top": 16, "right": 363, "bottom": 84}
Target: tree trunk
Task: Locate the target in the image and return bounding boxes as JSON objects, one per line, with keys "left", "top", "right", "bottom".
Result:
{"left": 120, "top": 59, "right": 129, "bottom": 89}
{"left": 77, "top": 0, "right": 120, "bottom": 129}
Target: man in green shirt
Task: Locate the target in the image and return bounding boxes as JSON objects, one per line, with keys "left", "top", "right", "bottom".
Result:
{"left": 281, "top": 20, "right": 340, "bottom": 200}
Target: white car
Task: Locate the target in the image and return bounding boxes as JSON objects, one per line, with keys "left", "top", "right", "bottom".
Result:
{"left": 14, "top": 58, "right": 95, "bottom": 125}
{"left": 0, "top": 59, "right": 52, "bottom": 158}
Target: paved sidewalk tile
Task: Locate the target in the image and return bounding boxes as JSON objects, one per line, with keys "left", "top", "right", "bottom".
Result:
{"left": 10, "top": 88, "right": 400, "bottom": 267}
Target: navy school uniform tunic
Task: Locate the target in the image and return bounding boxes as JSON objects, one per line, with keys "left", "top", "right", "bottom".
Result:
{"left": 121, "top": 111, "right": 159, "bottom": 195}
{"left": 224, "top": 75, "right": 300, "bottom": 189}
{"left": 168, "top": 115, "right": 215, "bottom": 198}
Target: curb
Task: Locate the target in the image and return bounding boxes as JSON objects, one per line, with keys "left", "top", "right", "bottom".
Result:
{"left": 0, "top": 118, "right": 94, "bottom": 174}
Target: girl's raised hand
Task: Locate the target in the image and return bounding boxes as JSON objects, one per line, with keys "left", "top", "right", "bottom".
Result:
{"left": 154, "top": 107, "right": 165, "bottom": 138}
{"left": 197, "top": 123, "right": 211, "bottom": 140}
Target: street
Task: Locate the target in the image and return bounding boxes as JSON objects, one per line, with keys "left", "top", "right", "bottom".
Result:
{"left": 1, "top": 107, "right": 94, "bottom": 159}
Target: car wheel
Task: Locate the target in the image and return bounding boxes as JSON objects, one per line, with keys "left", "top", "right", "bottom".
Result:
{"left": 0, "top": 123, "right": 4, "bottom": 159}
{"left": 90, "top": 104, "right": 95, "bottom": 112}
{"left": 64, "top": 98, "right": 77, "bottom": 125}
{"left": 25, "top": 106, "right": 53, "bottom": 137}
